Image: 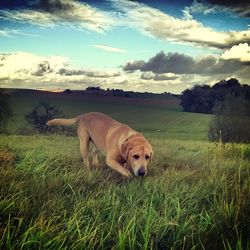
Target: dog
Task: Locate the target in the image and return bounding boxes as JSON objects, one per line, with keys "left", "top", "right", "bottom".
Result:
{"left": 47, "top": 112, "right": 153, "bottom": 178}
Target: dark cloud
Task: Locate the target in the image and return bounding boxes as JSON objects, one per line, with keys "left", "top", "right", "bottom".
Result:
{"left": 32, "top": 61, "right": 53, "bottom": 76}
{"left": 0, "top": 0, "right": 76, "bottom": 12}
{"left": 186, "top": 35, "right": 250, "bottom": 50}
{"left": 143, "top": 52, "right": 194, "bottom": 74}
{"left": 123, "top": 51, "right": 247, "bottom": 75}
{"left": 124, "top": 60, "right": 146, "bottom": 73}
{"left": 124, "top": 52, "right": 195, "bottom": 74}
{"left": 0, "top": 0, "right": 114, "bottom": 14}
{"left": 0, "top": 0, "right": 112, "bottom": 33}
{"left": 31, "top": 0, "right": 76, "bottom": 13}
{"left": 201, "top": 0, "right": 250, "bottom": 17}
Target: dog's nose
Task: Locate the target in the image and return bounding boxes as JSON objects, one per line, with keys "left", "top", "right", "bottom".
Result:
{"left": 138, "top": 168, "right": 145, "bottom": 176}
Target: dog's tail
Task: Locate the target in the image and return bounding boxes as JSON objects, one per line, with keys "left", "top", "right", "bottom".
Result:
{"left": 47, "top": 116, "right": 80, "bottom": 126}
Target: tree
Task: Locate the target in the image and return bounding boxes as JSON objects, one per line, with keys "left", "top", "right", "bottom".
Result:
{"left": 180, "top": 88, "right": 195, "bottom": 112}
{"left": 180, "top": 78, "right": 250, "bottom": 114}
{"left": 25, "top": 102, "right": 63, "bottom": 133}
{"left": 208, "top": 94, "right": 250, "bottom": 143}
{"left": 0, "top": 90, "right": 12, "bottom": 133}
{"left": 212, "top": 78, "right": 240, "bottom": 90}
{"left": 63, "top": 89, "right": 72, "bottom": 93}
{"left": 180, "top": 85, "right": 214, "bottom": 114}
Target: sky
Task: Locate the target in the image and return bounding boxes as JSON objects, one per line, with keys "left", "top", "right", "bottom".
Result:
{"left": 0, "top": 0, "right": 249, "bottom": 94}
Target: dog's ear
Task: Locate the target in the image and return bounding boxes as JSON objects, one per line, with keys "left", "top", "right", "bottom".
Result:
{"left": 121, "top": 140, "right": 133, "bottom": 161}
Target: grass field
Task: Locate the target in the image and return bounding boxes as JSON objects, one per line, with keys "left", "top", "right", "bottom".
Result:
{"left": 7, "top": 90, "right": 210, "bottom": 141}
{"left": 0, "top": 90, "right": 250, "bottom": 249}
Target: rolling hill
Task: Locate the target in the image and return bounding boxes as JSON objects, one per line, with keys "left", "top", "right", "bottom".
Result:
{"left": 5, "top": 88, "right": 211, "bottom": 141}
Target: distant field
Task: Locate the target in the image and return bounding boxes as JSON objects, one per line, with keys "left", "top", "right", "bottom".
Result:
{"left": 7, "top": 89, "right": 211, "bottom": 140}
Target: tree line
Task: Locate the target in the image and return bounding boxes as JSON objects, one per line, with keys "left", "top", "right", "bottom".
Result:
{"left": 180, "top": 78, "right": 250, "bottom": 143}
{"left": 1, "top": 78, "right": 250, "bottom": 143}
{"left": 180, "top": 78, "right": 250, "bottom": 114}
{"left": 66, "top": 86, "right": 176, "bottom": 99}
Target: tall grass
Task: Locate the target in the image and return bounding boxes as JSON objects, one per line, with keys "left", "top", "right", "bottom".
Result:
{"left": 0, "top": 135, "right": 249, "bottom": 249}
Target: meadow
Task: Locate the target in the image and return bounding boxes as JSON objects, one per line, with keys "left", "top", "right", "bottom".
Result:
{"left": 0, "top": 90, "right": 249, "bottom": 249}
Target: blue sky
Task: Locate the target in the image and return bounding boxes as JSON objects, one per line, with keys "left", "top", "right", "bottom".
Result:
{"left": 0, "top": 0, "right": 249, "bottom": 93}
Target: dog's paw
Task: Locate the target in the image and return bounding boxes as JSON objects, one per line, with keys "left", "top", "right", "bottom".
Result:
{"left": 123, "top": 169, "right": 133, "bottom": 179}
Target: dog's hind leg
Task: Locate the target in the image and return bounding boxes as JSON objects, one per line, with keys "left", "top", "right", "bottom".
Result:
{"left": 92, "top": 149, "right": 100, "bottom": 166}
{"left": 88, "top": 142, "right": 100, "bottom": 167}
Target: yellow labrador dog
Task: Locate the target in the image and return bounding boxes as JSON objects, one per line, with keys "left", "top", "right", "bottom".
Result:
{"left": 47, "top": 112, "right": 153, "bottom": 178}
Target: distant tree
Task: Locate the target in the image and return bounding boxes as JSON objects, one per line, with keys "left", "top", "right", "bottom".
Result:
{"left": 86, "top": 86, "right": 103, "bottom": 91}
{"left": 181, "top": 85, "right": 214, "bottom": 113}
{"left": 64, "top": 89, "right": 72, "bottom": 93}
{"left": 111, "top": 89, "right": 127, "bottom": 97}
{"left": 212, "top": 78, "right": 240, "bottom": 90}
{"left": 180, "top": 78, "right": 250, "bottom": 114}
{"left": 180, "top": 89, "right": 195, "bottom": 112}
{"left": 0, "top": 90, "right": 12, "bottom": 133}
{"left": 25, "top": 102, "right": 63, "bottom": 133}
{"left": 208, "top": 94, "right": 250, "bottom": 143}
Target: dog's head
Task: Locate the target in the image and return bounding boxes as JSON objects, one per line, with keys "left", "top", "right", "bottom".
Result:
{"left": 122, "top": 135, "right": 153, "bottom": 177}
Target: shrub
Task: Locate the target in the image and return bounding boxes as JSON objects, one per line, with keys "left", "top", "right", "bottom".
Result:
{"left": 25, "top": 102, "right": 63, "bottom": 133}
{"left": 208, "top": 94, "right": 250, "bottom": 143}
{"left": 0, "top": 90, "right": 12, "bottom": 133}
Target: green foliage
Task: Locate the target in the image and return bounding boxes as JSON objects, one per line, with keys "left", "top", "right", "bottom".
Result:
{"left": 181, "top": 85, "right": 214, "bottom": 113}
{"left": 0, "top": 135, "right": 249, "bottom": 249}
{"left": 0, "top": 90, "right": 12, "bottom": 133}
{"left": 209, "top": 94, "right": 250, "bottom": 143}
{"left": 180, "top": 78, "right": 250, "bottom": 114}
{"left": 25, "top": 102, "right": 63, "bottom": 133}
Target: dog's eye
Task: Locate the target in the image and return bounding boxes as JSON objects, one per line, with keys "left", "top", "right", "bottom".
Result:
{"left": 145, "top": 155, "right": 150, "bottom": 160}
{"left": 133, "top": 154, "right": 140, "bottom": 160}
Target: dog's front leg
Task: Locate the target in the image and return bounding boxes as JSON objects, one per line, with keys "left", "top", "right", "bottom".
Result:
{"left": 106, "top": 156, "right": 132, "bottom": 178}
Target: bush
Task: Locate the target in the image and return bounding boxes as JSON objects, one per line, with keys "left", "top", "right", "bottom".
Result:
{"left": 208, "top": 94, "right": 250, "bottom": 143}
{"left": 0, "top": 90, "right": 12, "bottom": 133}
{"left": 25, "top": 102, "right": 63, "bottom": 133}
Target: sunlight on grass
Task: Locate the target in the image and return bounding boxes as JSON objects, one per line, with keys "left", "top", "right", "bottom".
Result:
{"left": 0, "top": 135, "right": 249, "bottom": 249}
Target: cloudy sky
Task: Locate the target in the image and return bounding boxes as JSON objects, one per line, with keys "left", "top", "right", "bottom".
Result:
{"left": 0, "top": 0, "right": 249, "bottom": 94}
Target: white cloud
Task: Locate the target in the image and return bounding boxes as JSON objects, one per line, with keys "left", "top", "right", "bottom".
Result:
{"left": 140, "top": 72, "right": 179, "bottom": 81}
{"left": 0, "top": 51, "right": 124, "bottom": 90}
{"left": 0, "top": 10, "right": 54, "bottom": 27}
{"left": 112, "top": 0, "right": 250, "bottom": 49}
{"left": 0, "top": 0, "right": 114, "bottom": 33}
{"left": 0, "top": 50, "right": 249, "bottom": 94}
{"left": 221, "top": 43, "right": 250, "bottom": 62}
{"left": 92, "top": 44, "right": 126, "bottom": 53}
{"left": 183, "top": 0, "right": 219, "bottom": 17}
{"left": 1, "top": 0, "right": 249, "bottom": 50}
{"left": 0, "top": 28, "right": 39, "bottom": 37}
{"left": 0, "top": 29, "right": 11, "bottom": 37}
{"left": 0, "top": 52, "right": 68, "bottom": 79}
